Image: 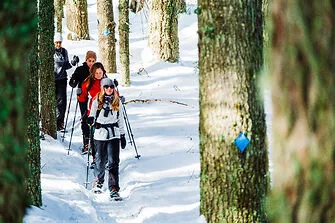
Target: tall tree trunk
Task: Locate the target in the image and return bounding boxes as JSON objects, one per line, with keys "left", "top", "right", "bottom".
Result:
{"left": 119, "top": 0, "right": 130, "bottom": 86}
{"left": 40, "top": 0, "right": 57, "bottom": 139}
{"left": 198, "top": 0, "right": 268, "bottom": 222}
{"left": 0, "top": 0, "right": 37, "bottom": 221}
{"left": 65, "top": 0, "right": 90, "bottom": 40}
{"left": 25, "top": 13, "right": 42, "bottom": 207}
{"left": 97, "top": 0, "right": 117, "bottom": 73}
{"left": 148, "top": 0, "right": 180, "bottom": 63}
{"left": 268, "top": 1, "right": 335, "bottom": 222}
{"left": 54, "top": 0, "right": 65, "bottom": 33}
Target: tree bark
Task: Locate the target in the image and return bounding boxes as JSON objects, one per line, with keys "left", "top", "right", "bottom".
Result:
{"left": 119, "top": 0, "right": 130, "bottom": 86}
{"left": 148, "top": 0, "right": 180, "bottom": 63}
{"left": 54, "top": 0, "right": 65, "bottom": 33}
{"left": 0, "top": 0, "right": 37, "bottom": 221}
{"left": 40, "top": 0, "right": 57, "bottom": 139}
{"left": 65, "top": 0, "right": 90, "bottom": 40}
{"left": 97, "top": 0, "right": 117, "bottom": 73}
{"left": 268, "top": 1, "right": 335, "bottom": 222}
{"left": 25, "top": 17, "right": 42, "bottom": 207}
{"left": 198, "top": 0, "right": 268, "bottom": 222}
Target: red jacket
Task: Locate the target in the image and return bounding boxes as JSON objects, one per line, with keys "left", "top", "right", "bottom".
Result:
{"left": 78, "top": 79, "right": 101, "bottom": 115}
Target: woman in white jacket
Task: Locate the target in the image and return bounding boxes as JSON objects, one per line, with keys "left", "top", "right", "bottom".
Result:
{"left": 87, "top": 78, "right": 126, "bottom": 200}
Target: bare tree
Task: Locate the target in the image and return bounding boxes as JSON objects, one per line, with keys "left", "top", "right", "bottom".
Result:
{"left": 198, "top": 0, "right": 268, "bottom": 221}
{"left": 54, "top": 0, "right": 65, "bottom": 33}
{"left": 40, "top": 0, "right": 57, "bottom": 138}
{"left": 119, "top": 0, "right": 130, "bottom": 86}
{"left": 148, "top": 0, "right": 180, "bottom": 62}
{"left": 65, "top": 0, "right": 90, "bottom": 40}
{"left": 0, "top": 0, "right": 37, "bottom": 221}
{"left": 97, "top": 0, "right": 117, "bottom": 73}
{"left": 268, "top": 0, "right": 335, "bottom": 222}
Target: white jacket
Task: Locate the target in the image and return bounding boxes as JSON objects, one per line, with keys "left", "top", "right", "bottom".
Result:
{"left": 89, "top": 98, "right": 125, "bottom": 141}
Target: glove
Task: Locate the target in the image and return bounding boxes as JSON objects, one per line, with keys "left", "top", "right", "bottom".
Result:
{"left": 71, "top": 55, "right": 80, "bottom": 66}
{"left": 87, "top": 116, "right": 95, "bottom": 126}
{"left": 69, "top": 78, "right": 77, "bottom": 88}
{"left": 76, "top": 88, "right": 82, "bottom": 96}
{"left": 113, "top": 79, "right": 118, "bottom": 87}
{"left": 120, "top": 134, "right": 126, "bottom": 149}
{"left": 120, "top": 96, "right": 125, "bottom": 104}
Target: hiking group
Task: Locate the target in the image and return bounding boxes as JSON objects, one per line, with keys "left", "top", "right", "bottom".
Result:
{"left": 53, "top": 33, "right": 126, "bottom": 200}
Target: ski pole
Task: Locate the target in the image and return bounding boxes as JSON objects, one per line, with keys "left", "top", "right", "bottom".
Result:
{"left": 62, "top": 87, "right": 74, "bottom": 142}
{"left": 84, "top": 124, "right": 93, "bottom": 189}
{"left": 67, "top": 100, "right": 79, "bottom": 155}
{"left": 122, "top": 103, "right": 140, "bottom": 159}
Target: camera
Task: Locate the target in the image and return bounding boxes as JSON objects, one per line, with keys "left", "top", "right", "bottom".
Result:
{"left": 71, "top": 55, "right": 80, "bottom": 66}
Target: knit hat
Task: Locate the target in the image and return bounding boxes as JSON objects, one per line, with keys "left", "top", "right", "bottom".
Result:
{"left": 100, "top": 78, "right": 115, "bottom": 88}
{"left": 54, "top": 32, "right": 63, "bottom": 42}
{"left": 86, "top": 51, "right": 97, "bottom": 61}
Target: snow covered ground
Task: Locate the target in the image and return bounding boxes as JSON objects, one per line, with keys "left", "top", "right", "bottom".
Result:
{"left": 24, "top": 1, "right": 203, "bottom": 222}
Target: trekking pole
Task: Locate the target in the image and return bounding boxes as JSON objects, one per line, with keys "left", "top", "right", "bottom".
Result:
{"left": 67, "top": 100, "right": 79, "bottom": 155}
{"left": 62, "top": 87, "right": 74, "bottom": 142}
{"left": 122, "top": 103, "right": 141, "bottom": 159}
{"left": 84, "top": 124, "right": 93, "bottom": 189}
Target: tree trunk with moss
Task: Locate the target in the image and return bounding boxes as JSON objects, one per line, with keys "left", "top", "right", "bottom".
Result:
{"left": 54, "top": 0, "right": 65, "bottom": 33}
{"left": 97, "top": 0, "right": 117, "bottom": 73}
{"left": 40, "top": 0, "right": 57, "bottom": 139}
{"left": 118, "top": 0, "right": 130, "bottom": 86}
{"left": 148, "top": 0, "right": 180, "bottom": 63}
{"left": 268, "top": 1, "right": 335, "bottom": 222}
{"left": 198, "top": 0, "right": 268, "bottom": 222}
{"left": 65, "top": 0, "right": 90, "bottom": 40}
{"left": 25, "top": 18, "right": 42, "bottom": 207}
{"left": 0, "top": 0, "right": 37, "bottom": 221}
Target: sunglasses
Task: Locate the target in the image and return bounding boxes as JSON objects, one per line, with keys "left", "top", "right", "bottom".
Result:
{"left": 103, "top": 85, "right": 114, "bottom": 89}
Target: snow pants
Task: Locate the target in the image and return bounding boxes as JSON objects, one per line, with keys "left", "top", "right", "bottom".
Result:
{"left": 55, "top": 79, "right": 67, "bottom": 129}
{"left": 94, "top": 138, "right": 120, "bottom": 191}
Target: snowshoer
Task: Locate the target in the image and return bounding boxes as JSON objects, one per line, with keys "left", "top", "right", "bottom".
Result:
{"left": 69, "top": 51, "right": 97, "bottom": 153}
{"left": 54, "top": 32, "right": 72, "bottom": 131}
{"left": 87, "top": 78, "right": 126, "bottom": 200}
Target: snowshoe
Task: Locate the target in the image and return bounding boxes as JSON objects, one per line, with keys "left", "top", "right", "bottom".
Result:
{"left": 92, "top": 181, "right": 103, "bottom": 194}
{"left": 110, "top": 189, "right": 122, "bottom": 201}
{"left": 90, "top": 161, "right": 96, "bottom": 169}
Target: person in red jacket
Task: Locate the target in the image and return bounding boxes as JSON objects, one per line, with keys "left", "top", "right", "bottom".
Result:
{"left": 78, "top": 62, "right": 107, "bottom": 157}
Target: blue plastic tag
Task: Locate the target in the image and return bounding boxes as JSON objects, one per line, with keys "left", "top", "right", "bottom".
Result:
{"left": 103, "top": 29, "right": 111, "bottom": 36}
{"left": 234, "top": 132, "right": 250, "bottom": 153}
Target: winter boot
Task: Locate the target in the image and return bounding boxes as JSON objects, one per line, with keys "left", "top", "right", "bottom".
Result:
{"left": 110, "top": 188, "right": 122, "bottom": 201}
{"left": 81, "top": 136, "right": 90, "bottom": 155}
{"left": 90, "top": 159, "right": 96, "bottom": 169}
{"left": 93, "top": 180, "right": 103, "bottom": 193}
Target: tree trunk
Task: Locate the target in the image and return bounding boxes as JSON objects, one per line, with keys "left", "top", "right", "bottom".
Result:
{"left": 97, "top": 0, "right": 117, "bottom": 73}
{"left": 0, "top": 0, "right": 37, "bottom": 221}
{"left": 119, "top": 0, "right": 130, "bottom": 86}
{"left": 54, "top": 0, "right": 65, "bottom": 33}
{"left": 268, "top": 1, "right": 335, "bottom": 222}
{"left": 40, "top": 0, "right": 57, "bottom": 139}
{"left": 198, "top": 0, "right": 268, "bottom": 222}
{"left": 65, "top": 0, "right": 90, "bottom": 40}
{"left": 25, "top": 19, "right": 42, "bottom": 207}
{"left": 148, "top": 0, "right": 179, "bottom": 63}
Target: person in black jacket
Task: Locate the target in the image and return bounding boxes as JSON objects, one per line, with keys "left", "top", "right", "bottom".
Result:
{"left": 69, "top": 51, "right": 97, "bottom": 153}
{"left": 54, "top": 32, "right": 72, "bottom": 131}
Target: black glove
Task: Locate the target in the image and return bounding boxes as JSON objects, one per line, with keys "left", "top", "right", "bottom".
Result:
{"left": 120, "top": 134, "right": 126, "bottom": 149}
{"left": 113, "top": 79, "right": 118, "bottom": 87}
{"left": 69, "top": 78, "right": 77, "bottom": 88}
{"left": 76, "top": 88, "right": 82, "bottom": 96}
{"left": 71, "top": 55, "right": 80, "bottom": 66}
{"left": 87, "top": 116, "right": 95, "bottom": 126}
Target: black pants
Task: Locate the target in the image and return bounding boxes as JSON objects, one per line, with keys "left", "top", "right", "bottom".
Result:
{"left": 94, "top": 139, "right": 120, "bottom": 192}
{"left": 79, "top": 101, "right": 95, "bottom": 158}
{"left": 55, "top": 79, "right": 67, "bottom": 128}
